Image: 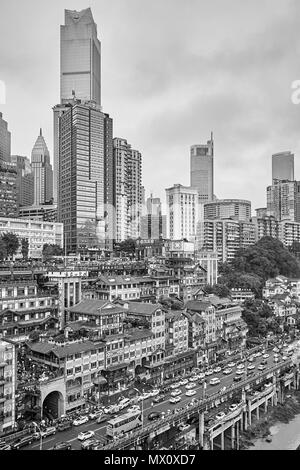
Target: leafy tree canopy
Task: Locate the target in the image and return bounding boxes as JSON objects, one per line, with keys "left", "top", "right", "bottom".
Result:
{"left": 1, "top": 232, "right": 19, "bottom": 258}
{"left": 42, "top": 244, "right": 63, "bottom": 259}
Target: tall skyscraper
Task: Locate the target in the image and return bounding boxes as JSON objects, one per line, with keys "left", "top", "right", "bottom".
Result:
{"left": 267, "top": 180, "right": 300, "bottom": 222}
{"left": 0, "top": 112, "right": 11, "bottom": 162}
{"left": 141, "top": 195, "right": 166, "bottom": 240}
{"left": 53, "top": 102, "right": 71, "bottom": 203}
{"left": 272, "top": 151, "right": 294, "bottom": 182}
{"left": 190, "top": 133, "right": 214, "bottom": 202}
{"left": 58, "top": 99, "right": 113, "bottom": 254}
{"left": 60, "top": 8, "right": 101, "bottom": 105}
{"left": 166, "top": 184, "right": 199, "bottom": 240}
{"left": 31, "top": 129, "right": 53, "bottom": 206}
{"left": 10, "top": 155, "right": 34, "bottom": 207}
{"left": 0, "top": 162, "right": 18, "bottom": 217}
{"left": 204, "top": 199, "right": 251, "bottom": 221}
{"left": 113, "top": 138, "right": 142, "bottom": 242}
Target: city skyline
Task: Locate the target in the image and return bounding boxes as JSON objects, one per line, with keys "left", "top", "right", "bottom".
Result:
{"left": 1, "top": 0, "right": 300, "bottom": 212}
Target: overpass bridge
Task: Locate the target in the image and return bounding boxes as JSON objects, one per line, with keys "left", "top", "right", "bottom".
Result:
{"left": 98, "top": 359, "right": 297, "bottom": 450}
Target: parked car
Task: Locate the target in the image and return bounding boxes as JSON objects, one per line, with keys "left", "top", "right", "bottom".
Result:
{"left": 205, "top": 370, "right": 214, "bottom": 376}
{"left": 189, "top": 376, "right": 198, "bottom": 382}
{"left": 52, "top": 441, "right": 72, "bottom": 450}
{"left": 247, "top": 364, "right": 255, "bottom": 370}
{"left": 209, "top": 378, "right": 220, "bottom": 385}
{"left": 40, "top": 426, "right": 57, "bottom": 438}
{"left": 236, "top": 369, "right": 244, "bottom": 375}
{"left": 213, "top": 367, "right": 222, "bottom": 373}
{"left": 170, "top": 383, "right": 180, "bottom": 389}
{"left": 236, "top": 364, "right": 245, "bottom": 370}
{"left": 282, "top": 355, "right": 288, "bottom": 361}
{"left": 127, "top": 405, "right": 141, "bottom": 413}
{"left": 57, "top": 421, "right": 72, "bottom": 431}
{"left": 78, "top": 430, "right": 95, "bottom": 441}
{"left": 198, "top": 373, "right": 205, "bottom": 379}
{"left": 185, "top": 383, "right": 196, "bottom": 390}
{"left": 186, "top": 390, "right": 197, "bottom": 397}
{"left": 215, "top": 412, "right": 226, "bottom": 420}
{"left": 96, "top": 414, "right": 109, "bottom": 424}
{"left": 258, "top": 364, "right": 266, "bottom": 371}
{"left": 229, "top": 404, "right": 238, "bottom": 412}
{"left": 179, "top": 379, "right": 189, "bottom": 386}
{"left": 149, "top": 389, "right": 160, "bottom": 397}
{"left": 171, "top": 389, "right": 182, "bottom": 397}
{"left": 11, "top": 436, "right": 33, "bottom": 449}
{"left": 169, "top": 396, "right": 181, "bottom": 404}
{"left": 89, "top": 410, "right": 103, "bottom": 420}
{"left": 223, "top": 368, "right": 232, "bottom": 375}
{"left": 263, "top": 354, "right": 269, "bottom": 359}
{"left": 148, "top": 412, "right": 161, "bottom": 421}
{"left": 73, "top": 416, "right": 89, "bottom": 426}
{"left": 233, "top": 375, "right": 242, "bottom": 382}
{"left": 227, "top": 362, "right": 236, "bottom": 368}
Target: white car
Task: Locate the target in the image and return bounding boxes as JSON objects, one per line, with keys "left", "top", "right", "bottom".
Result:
{"left": 141, "top": 392, "right": 152, "bottom": 400}
{"left": 236, "top": 369, "right": 244, "bottom": 375}
{"left": 171, "top": 389, "right": 182, "bottom": 397}
{"left": 223, "top": 368, "right": 232, "bottom": 375}
{"left": 228, "top": 362, "right": 236, "bottom": 368}
{"left": 89, "top": 410, "right": 103, "bottom": 420}
{"left": 198, "top": 373, "right": 206, "bottom": 379}
{"left": 258, "top": 364, "right": 265, "bottom": 371}
{"left": 206, "top": 370, "right": 214, "bottom": 376}
{"left": 255, "top": 352, "right": 262, "bottom": 357}
{"left": 215, "top": 412, "right": 226, "bottom": 420}
{"left": 189, "top": 376, "right": 198, "bottom": 382}
{"left": 213, "top": 367, "right": 222, "bottom": 373}
{"left": 273, "top": 347, "right": 279, "bottom": 352}
{"left": 210, "top": 378, "right": 220, "bottom": 385}
{"left": 274, "top": 357, "right": 279, "bottom": 363}
{"left": 170, "top": 383, "right": 181, "bottom": 389}
{"left": 185, "top": 383, "right": 196, "bottom": 390}
{"left": 237, "top": 364, "right": 245, "bottom": 370}
{"left": 247, "top": 364, "right": 255, "bottom": 370}
{"left": 78, "top": 430, "right": 95, "bottom": 441}
{"left": 229, "top": 404, "right": 238, "bottom": 412}
{"left": 263, "top": 354, "right": 269, "bottom": 359}
{"left": 178, "top": 423, "right": 190, "bottom": 431}
{"left": 282, "top": 355, "right": 288, "bottom": 361}
{"left": 170, "top": 396, "right": 181, "bottom": 404}
{"left": 180, "top": 379, "right": 189, "bottom": 386}
{"left": 73, "top": 416, "right": 89, "bottom": 426}
{"left": 127, "top": 405, "right": 141, "bottom": 413}
{"left": 185, "top": 389, "right": 197, "bottom": 397}
{"left": 149, "top": 389, "right": 160, "bottom": 397}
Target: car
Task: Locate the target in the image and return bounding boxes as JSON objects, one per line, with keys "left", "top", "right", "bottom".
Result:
{"left": 57, "top": 421, "right": 72, "bottom": 431}
{"left": 185, "top": 383, "right": 196, "bottom": 390}
{"left": 282, "top": 355, "right": 288, "bottom": 361}
{"left": 73, "top": 416, "right": 89, "bottom": 426}
{"left": 185, "top": 390, "right": 197, "bottom": 397}
{"left": 223, "top": 368, "right": 232, "bottom": 375}
{"left": 256, "top": 352, "right": 262, "bottom": 357}
{"left": 0, "top": 444, "right": 11, "bottom": 450}
{"left": 11, "top": 436, "right": 33, "bottom": 449}
{"left": 228, "top": 362, "right": 236, "bottom": 368}
{"left": 205, "top": 370, "right": 214, "bottom": 376}
{"left": 263, "top": 354, "right": 269, "bottom": 359}
{"left": 213, "top": 367, "right": 222, "bottom": 373}
{"left": 81, "top": 438, "right": 100, "bottom": 450}
{"left": 274, "top": 357, "right": 279, "bottom": 363}
{"left": 96, "top": 414, "right": 109, "bottom": 424}
{"left": 118, "top": 398, "right": 131, "bottom": 409}
{"left": 236, "top": 369, "right": 244, "bottom": 375}
{"left": 153, "top": 395, "right": 165, "bottom": 404}
{"left": 236, "top": 364, "right": 245, "bottom": 370}
{"left": 149, "top": 389, "right": 160, "bottom": 397}
{"left": 189, "top": 376, "right": 198, "bottom": 382}
{"left": 273, "top": 347, "right": 279, "bottom": 352}
{"left": 247, "top": 364, "right": 255, "bottom": 370}
{"left": 229, "top": 404, "right": 238, "bottom": 412}
{"left": 233, "top": 375, "right": 242, "bottom": 382}
{"left": 258, "top": 364, "right": 266, "bottom": 371}
{"left": 89, "top": 410, "right": 103, "bottom": 420}
{"left": 171, "top": 389, "right": 182, "bottom": 397}
{"left": 78, "top": 430, "right": 95, "bottom": 441}
{"left": 148, "top": 412, "right": 161, "bottom": 421}
{"left": 170, "top": 383, "right": 181, "bottom": 389}
{"left": 209, "top": 378, "right": 220, "bottom": 385}
{"left": 180, "top": 379, "right": 189, "bottom": 386}
{"left": 264, "top": 382, "right": 273, "bottom": 389}
{"left": 198, "top": 373, "right": 205, "bottom": 379}
{"left": 52, "top": 441, "right": 72, "bottom": 450}
{"left": 40, "top": 426, "right": 57, "bottom": 438}
{"left": 127, "top": 405, "right": 141, "bottom": 413}
{"left": 261, "top": 359, "right": 268, "bottom": 365}
{"left": 169, "top": 396, "right": 181, "bottom": 404}
{"left": 215, "top": 412, "right": 226, "bottom": 420}
{"left": 178, "top": 423, "right": 190, "bottom": 432}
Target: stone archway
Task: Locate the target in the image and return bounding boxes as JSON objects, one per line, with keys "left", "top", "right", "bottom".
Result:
{"left": 42, "top": 390, "right": 64, "bottom": 419}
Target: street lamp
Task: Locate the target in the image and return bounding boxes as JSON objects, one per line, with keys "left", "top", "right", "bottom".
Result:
{"left": 133, "top": 388, "right": 144, "bottom": 430}
{"left": 32, "top": 421, "right": 43, "bottom": 450}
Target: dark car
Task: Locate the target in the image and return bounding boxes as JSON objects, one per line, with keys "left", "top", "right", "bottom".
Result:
{"left": 52, "top": 441, "right": 72, "bottom": 450}
{"left": 186, "top": 415, "right": 198, "bottom": 425}
{"left": 153, "top": 395, "right": 165, "bottom": 404}
{"left": 11, "top": 435, "right": 33, "bottom": 449}
{"left": 233, "top": 375, "right": 242, "bottom": 382}
{"left": 262, "top": 359, "right": 268, "bottom": 365}
{"left": 148, "top": 412, "right": 161, "bottom": 421}
{"left": 57, "top": 421, "right": 72, "bottom": 431}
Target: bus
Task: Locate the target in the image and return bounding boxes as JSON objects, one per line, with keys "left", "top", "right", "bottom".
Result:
{"left": 106, "top": 410, "right": 142, "bottom": 438}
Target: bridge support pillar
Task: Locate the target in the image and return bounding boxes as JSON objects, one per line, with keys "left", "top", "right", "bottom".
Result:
{"left": 203, "top": 433, "right": 211, "bottom": 450}
{"left": 220, "top": 431, "right": 224, "bottom": 450}
{"left": 264, "top": 398, "right": 268, "bottom": 413}
{"left": 231, "top": 424, "right": 235, "bottom": 449}
{"left": 243, "top": 410, "right": 248, "bottom": 431}
{"left": 256, "top": 405, "right": 259, "bottom": 421}
{"left": 248, "top": 407, "right": 252, "bottom": 427}
{"left": 236, "top": 422, "right": 240, "bottom": 450}
{"left": 198, "top": 412, "right": 204, "bottom": 449}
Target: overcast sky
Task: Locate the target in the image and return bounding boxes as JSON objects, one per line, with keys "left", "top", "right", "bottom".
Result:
{"left": 1, "top": 0, "right": 300, "bottom": 212}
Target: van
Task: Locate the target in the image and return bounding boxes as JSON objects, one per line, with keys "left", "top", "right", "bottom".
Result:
{"left": 57, "top": 421, "right": 72, "bottom": 432}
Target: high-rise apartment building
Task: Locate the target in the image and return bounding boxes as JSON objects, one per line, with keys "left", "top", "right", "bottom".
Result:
{"left": 58, "top": 99, "right": 113, "bottom": 254}
{"left": 204, "top": 199, "right": 251, "bottom": 221}
{"left": 31, "top": 129, "right": 53, "bottom": 206}
{"left": 0, "top": 339, "right": 16, "bottom": 434}
{"left": 0, "top": 162, "right": 18, "bottom": 218}
{"left": 272, "top": 151, "right": 294, "bottom": 182}
{"left": 53, "top": 102, "right": 71, "bottom": 203}
{"left": 141, "top": 196, "right": 166, "bottom": 240}
{"left": 198, "top": 219, "right": 256, "bottom": 263}
{"left": 113, "top": 138, "right": 142, "bottom": 242}
{"left": 267, "top": 180, "right": 300, "bottom": 222}
{"left": 166, "top": 184, "right": 199, "bottom": 241}
{"left": 60, "top": 8, "right": 101, "bottom": 105}
{"left": 0, "top": 113, "right": 11, "bottom": 162}
{"left": 190, "top": 133, "right": 214, "bottom": 202}
{"left": 10, "top": 155, "right": 34, "bottom": 207}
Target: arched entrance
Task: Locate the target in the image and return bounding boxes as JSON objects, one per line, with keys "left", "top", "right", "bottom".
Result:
{"left": 42, "top": 390, "right": 64, "bottom": 419}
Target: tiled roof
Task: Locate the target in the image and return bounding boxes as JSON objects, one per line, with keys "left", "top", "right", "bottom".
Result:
{"left": 28, "top": 339, "right": 105, "bottom": 358}
{"left": 68, "top": 300, "right": 124, "bottom": 315}
{"left": 125, "top": 302, "right": 162, "bottom": 316}
{"left": 185, "top": 300, "right": 212, "bottom": 312}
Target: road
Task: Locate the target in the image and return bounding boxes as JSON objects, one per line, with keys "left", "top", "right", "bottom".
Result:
{"left": 24, "top": 345, "right": 290, "bottom": 450}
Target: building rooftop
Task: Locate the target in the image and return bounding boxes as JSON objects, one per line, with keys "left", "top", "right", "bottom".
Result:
{"left": 68, "top": 299, "right": 125, "bottom": 316}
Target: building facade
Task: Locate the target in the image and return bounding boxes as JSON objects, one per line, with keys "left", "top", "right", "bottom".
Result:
{"left": 0, "top": 339, "right": 16, "bottom": 434}
{"left": 204, "top": 199, "right": 251, "bottom": 221}
{"left": 272, "top": 151, "right": 294, "bottom": 182}
{"left": 31, "top": 129, "right": 53, "bottom": 206}
{"left": 166, "top": 184, "right": 199, "bottom": 241}
{"left": 0, "top": 113, "right": 11, "bottom": 163}
{"left": 0, "top": 162, "right": 18, "bottom": 218}
{"left": 190, "top": 133, "right": 214, "bottom": 202}
{"left": 10, "top": 155, "right": 34, "bottom": 208}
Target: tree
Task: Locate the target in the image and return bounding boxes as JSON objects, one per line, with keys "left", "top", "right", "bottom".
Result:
{"left": 42, "top": 244, "right": 63, "bottom": 260}
{"left": 28, "top": 330, "right": 40, "bottom": 343}
{"left": 115, "top": 239, "right": 137, "bottom": 256}
{"left": 1, "top": 232, "right": 19, "bottom": 259}
{"left": 77, "top": 219, "right": 99, "bottom": 251}
{"left": 21, "top": 238, "right": 29, "bottom": 260}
